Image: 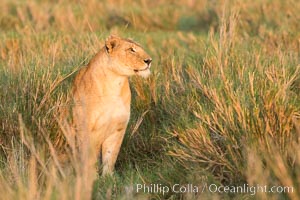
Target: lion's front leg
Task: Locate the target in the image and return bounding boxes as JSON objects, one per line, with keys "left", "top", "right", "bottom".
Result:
{"left": 101, "top": 126, "right": 127, "bottom": 175}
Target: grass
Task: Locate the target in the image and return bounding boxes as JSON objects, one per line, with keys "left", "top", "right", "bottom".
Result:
{"left": 0, "top": 0, "right": 300, "bottom": 199}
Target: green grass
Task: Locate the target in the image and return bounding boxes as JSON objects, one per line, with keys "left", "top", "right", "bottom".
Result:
{"left": 0, "top": 0, "right": 300, "bottom": 199}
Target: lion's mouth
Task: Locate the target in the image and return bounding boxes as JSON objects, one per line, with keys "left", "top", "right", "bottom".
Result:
{"left": 134, "top": 65, "right": 150, "bottom": 73}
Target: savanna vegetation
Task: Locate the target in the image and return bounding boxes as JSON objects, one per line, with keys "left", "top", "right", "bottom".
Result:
{"left": 0, "top": 0, "right": 299, "bottom": 199}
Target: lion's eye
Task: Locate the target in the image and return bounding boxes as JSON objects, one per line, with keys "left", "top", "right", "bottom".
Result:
{"left": 129, "top": 47, "right": 136, "bottom": 53}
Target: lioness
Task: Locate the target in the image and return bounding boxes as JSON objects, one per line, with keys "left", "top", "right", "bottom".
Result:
{"left": 72, "top": 35, "right": 152, "bottom": 175}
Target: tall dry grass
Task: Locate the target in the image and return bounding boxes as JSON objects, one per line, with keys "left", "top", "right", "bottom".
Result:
{"left": 167, "top": 3, "right": 300, "bottom": 200}
{"left": 0, "top": 116, "right": 98, "bottom": 200}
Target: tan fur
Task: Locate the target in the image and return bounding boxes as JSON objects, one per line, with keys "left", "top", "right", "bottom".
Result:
{"left": 72, "top": 35, "right": 152, "bottom": 175}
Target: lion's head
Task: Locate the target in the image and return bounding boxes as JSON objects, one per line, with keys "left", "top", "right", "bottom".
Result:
{"left": 105, "top": 35, "right": 152, "bottom": 78}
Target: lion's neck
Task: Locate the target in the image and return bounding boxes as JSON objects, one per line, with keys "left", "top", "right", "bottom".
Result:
{"left": 88, "top": 50, "right": 131, "bottom": 100}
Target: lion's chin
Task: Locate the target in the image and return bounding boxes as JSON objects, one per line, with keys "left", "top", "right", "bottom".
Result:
{"left": 137, "top": 69, "right": 151, "bottom": 78}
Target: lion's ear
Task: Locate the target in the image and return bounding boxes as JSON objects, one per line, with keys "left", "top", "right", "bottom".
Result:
{"left": 105, "top": 35, "right": 120, "bottom": 53}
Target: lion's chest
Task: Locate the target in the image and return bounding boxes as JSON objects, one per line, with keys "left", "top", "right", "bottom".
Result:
{"left": 91, "top": 97, "right": 130, "bottom": 131}
{"left": 73, "top": 70, "right": 132, "bottom": 133}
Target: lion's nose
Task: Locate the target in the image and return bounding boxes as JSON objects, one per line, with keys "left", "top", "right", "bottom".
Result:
{"left": 144, "top": 58, "right": 152, "bottom": 65}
